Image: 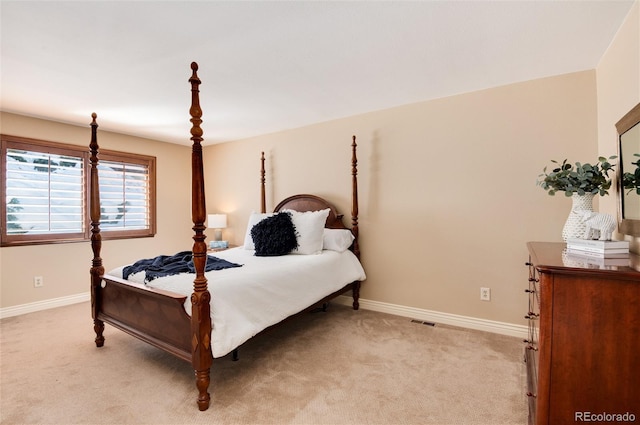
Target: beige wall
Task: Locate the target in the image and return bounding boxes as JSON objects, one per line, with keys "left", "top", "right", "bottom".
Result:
{"left": 3, "top": 3, "right": 636, "bottom": 324}
{"left": 0, "top": 112, "right": 192, "bottom": 308}
{"left": 204, "top": 71, "right": 599, "bottom": 326}
{"left": 596, "top": 0, "right": 640, "bottom": 252}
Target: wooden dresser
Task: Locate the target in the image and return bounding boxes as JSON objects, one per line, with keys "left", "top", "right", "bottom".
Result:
{"left": 525, "top": 242, "right": 640, "bottom": 425}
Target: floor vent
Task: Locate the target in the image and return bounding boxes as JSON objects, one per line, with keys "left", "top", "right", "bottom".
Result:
{"left": 411, "top": 319, "right": 436, "bottom": 326}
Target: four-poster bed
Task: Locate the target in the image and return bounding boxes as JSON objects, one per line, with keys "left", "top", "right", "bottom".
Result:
{"left": 89, "top": 62, "right": 364, "bottom": 411}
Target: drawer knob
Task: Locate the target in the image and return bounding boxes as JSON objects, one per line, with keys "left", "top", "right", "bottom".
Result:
{"left": 525, "top": 289, "right": 535, "bottom": 293}
{"left": 525, "top": 262, "right": 533, "bottom": 266}
{"left": 527, "top": 345, "right": 538, "bottom": 351}
{"left": 527, "top": 392, "right": 536, "bottom": 398}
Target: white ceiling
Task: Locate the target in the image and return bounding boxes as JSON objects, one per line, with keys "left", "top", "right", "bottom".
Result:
{"left": 0, "top": 1, "right": 635, "bottom": 146}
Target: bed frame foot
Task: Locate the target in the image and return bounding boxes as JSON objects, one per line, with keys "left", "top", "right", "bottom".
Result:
{"left": 311, "top": 302, "right": 329, "bottom": 313}
{"left": 94, "top": 319, "right": 105, "bottom": 347}
{"left": 352, "top": 281, "right": 361, "bottom": 310}
{"left": 232, "top": 349, "right": 239, "bottom": 361}
{"left": 195, "top": 369, "right": 211, "bottom": 411}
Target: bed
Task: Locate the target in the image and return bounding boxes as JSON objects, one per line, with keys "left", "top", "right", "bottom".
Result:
{"left": 89, "top": 62, "right": 364, "bottom": 411}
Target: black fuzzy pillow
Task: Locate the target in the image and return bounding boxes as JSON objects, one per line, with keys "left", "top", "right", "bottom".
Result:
{"left": 251, "top": 212, "right": 298, "bottom": 256}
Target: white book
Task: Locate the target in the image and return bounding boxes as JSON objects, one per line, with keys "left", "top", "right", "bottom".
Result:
{"left": 566, "top": 238, "right": 629, "bottom": 249}
{"left": 566, "top": 248, "right": 630, "bottom": 259}
{"left": 566, "top": 244, "right": 629, "bottom": 255}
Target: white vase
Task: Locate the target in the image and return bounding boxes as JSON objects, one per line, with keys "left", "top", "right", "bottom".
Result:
{"left": 561, "top": 193, "right": 595, "bottom": 241}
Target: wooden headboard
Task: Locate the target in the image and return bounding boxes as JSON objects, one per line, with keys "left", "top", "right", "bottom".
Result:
{"left": 274, "top": 194, "right": 347, "bottom": 230}
{"left": 258, "top": 135, "right": 360, "bottom": 259}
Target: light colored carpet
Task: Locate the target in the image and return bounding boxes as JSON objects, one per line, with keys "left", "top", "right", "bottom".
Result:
{"left": 0, "top": 301, "right": 527, "bottom": 425}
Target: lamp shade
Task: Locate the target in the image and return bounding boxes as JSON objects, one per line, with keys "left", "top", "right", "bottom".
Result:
{"left": 208, "top": 214, "right": 227, "bottom": 229}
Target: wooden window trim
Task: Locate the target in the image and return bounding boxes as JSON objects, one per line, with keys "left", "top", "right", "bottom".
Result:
{"left": 1, "top": 134, "right": 156, "bottom": 247}
{"left": 97, "top": 149, "right": 157, "bottom": 240}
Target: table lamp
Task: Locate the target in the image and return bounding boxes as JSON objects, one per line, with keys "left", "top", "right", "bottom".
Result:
{"left": 208, "top": 214, "right": 227, "bottom": 248}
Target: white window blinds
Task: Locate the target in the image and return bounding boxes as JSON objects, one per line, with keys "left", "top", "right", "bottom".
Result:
{"left": 98, "top": 160, "right": 150, "bottom": 231}
{"left": 5, "top": 148, "right": 84, "bottom": 235}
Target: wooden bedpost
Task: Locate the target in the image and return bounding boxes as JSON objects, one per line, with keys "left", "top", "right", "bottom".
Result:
{"left": 89, "top": 113, "right": 106, "bottom": 346}
{"left": 260, "top": 151, "right": 266, "bottom": 214}
{"left": 351, "top": 135, "right": 359, "bottom": 258}
{"left": 351, "top": 135, "right": 361, "bottom": 310}
{"left": 188, "top": 62, "right": 212, "bottom": 411}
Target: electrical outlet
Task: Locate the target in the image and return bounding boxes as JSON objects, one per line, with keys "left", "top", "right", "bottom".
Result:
{"left": 480, "top": 287, "right": 490, "bottom": 301}
{"left": 34, "top": 276, "right": 44, "bottom": 288}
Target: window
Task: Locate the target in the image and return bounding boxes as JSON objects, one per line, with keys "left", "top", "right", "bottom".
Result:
{"left": 1, "top": 135, "right": 156, "bottom": 246}
{"left": 96, "top": 152, "right": 156, "bottom": 239}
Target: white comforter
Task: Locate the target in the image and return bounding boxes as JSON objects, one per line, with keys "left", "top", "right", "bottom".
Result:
{"left": 108, "top": 247, "right": 366, "bottom": 358}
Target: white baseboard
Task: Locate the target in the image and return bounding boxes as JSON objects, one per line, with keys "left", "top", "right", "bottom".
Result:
{"left": 334, "top": 295, "right": 528, "bottom": 339}
{"left": 0, "top": 292, "right": 528, "bottom": 340}
{"left": 0, "top": 292, "right": 90, "bottom": 319}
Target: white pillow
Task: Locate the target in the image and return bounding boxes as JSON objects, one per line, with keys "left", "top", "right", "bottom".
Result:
{"left": 243, "top": 212, "right": 274, "bottom": 250}
{"left": 283, "top": 208, "right": 330, "bottom": 255}
{"left": 323, "top": 228, "right": 355, "bottom": 252}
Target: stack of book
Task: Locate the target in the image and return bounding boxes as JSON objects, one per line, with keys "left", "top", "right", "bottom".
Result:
{"left": 565, "top": 239, "right": 630, "bottom": 268}
{"left": 566, "top": 238, "right": 629, "bottom": 258}
{"left": 209, "top": 240, "right": 229, "bottom": 249}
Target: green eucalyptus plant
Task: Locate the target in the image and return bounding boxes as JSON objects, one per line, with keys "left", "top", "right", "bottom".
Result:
{"left": 537, "top": 156, "right": 617, "bottom": 197}
{"left": 621, "top": 153, "right": 640, "bottom": 195}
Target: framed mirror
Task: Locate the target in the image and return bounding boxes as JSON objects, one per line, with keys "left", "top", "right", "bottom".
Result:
{"left": 616, "top": 102, "right": 640, "bottom": 237}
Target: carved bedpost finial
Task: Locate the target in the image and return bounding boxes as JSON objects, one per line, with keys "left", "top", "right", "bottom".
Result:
{"left": 350, "top": 135, "right": 361, "bottom": 311}
{"left": 189, "top": 62, "right": 203, "bottom": 143}
{"left": 260, "top": 152, "right": 266, "bottom": 214}
{"left": 89, "top": 112, "right": 102, "bottom": 270}
{"left": 188, "top": 62, "right": 205, "bottom": 235}
{"left": 351, "top": 135, "right": 360, "bottom": 259}
{"left": 188, "top": 62, "right": 206, "bottom": 257}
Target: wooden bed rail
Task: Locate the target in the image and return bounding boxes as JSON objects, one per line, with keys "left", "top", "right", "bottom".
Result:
{"left": 188, "top": 62, "right": 213, "bottom": 411}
